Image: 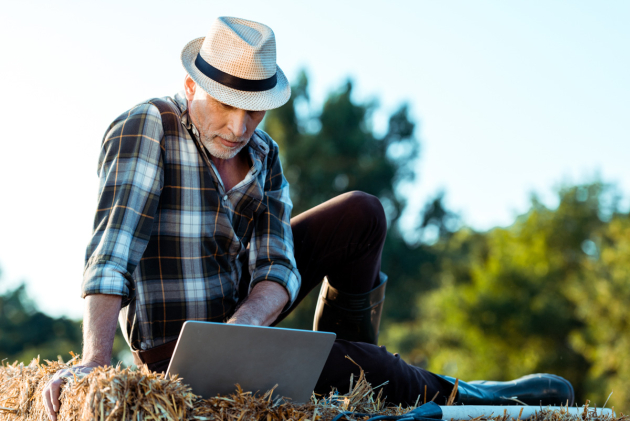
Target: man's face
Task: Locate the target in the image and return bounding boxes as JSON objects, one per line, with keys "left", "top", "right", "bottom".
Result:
{"left": 184, "top": 75, "right": 266, "bottom": 160}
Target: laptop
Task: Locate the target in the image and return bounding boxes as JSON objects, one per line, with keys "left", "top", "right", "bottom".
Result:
{"left": 166, "top": 321, "right": 336, "bottom": 403}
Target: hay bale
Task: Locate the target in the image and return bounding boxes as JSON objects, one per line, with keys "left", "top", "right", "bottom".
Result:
{"left": 0, "top": 354, "right": 628, "bottom": 421}
{"left": 0, "top": 356, "right": 70, "bottom": 421}
{"left": 0, "top": 355, "right": 195, "bottom": 421}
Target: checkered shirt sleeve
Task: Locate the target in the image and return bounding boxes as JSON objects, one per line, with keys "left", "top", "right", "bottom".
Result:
{"left": 248, "top": 134, "right": 301, "bottom": 306}
{"left": 82, "top": 103, "right": 164, "bottom": 302}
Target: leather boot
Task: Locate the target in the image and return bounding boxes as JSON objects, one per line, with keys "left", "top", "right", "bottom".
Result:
{"left": 437, "top": 373, "right": 575, "bottom": 406}
{"left": 313, "top": 272, "right": 387, "bottom": 344}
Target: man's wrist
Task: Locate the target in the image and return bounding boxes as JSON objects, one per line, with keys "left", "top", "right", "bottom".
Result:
{"left": 79, "top": 359, "right": 109, "bottom": 367}
{"left": 228, "top": 280, "right": 289, "bottom": 327}
{"left": 226, "top": 306, "right": 263, "bottom": 326}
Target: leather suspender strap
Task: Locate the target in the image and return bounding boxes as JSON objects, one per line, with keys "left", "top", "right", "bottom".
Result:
{"left": 132, "top": 98, "right": 219, "bottom": 369}
{"left": 132, "top": 340, "right": 177, "bottom": 366}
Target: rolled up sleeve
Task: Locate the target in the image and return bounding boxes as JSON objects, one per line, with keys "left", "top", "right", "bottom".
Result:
{"left": 249, "top": 138, "right": 301, "bottom": 307}
{"left": 82, "top": 103, "right": 164, "bottom": 305}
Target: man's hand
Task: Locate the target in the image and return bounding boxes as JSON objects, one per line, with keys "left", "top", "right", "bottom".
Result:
{"left": 227, "top": 281, "right": 289, "bottom": 326}
{"left": 42, "top": 363, "right": 99, "bottom": 421}
{"left": 42, "top": 294, "right": 121, "bottom": 421}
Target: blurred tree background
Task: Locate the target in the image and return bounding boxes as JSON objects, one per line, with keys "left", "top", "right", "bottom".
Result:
{"left": 0, "top": 274, "right": 131, "bottom": 367}
{"left": 266, "top": 71, "right": 630, "bottom": 410}
{"left": 1, "top": 71, "right": 628, "bottom": 410}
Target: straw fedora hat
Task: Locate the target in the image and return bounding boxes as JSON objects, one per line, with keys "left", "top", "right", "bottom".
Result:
{"left": 181, "top": 17, "right": 291, "bottom": 111}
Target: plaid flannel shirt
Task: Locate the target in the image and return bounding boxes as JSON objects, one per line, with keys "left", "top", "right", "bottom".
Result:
{"left": 82, "top": 92, "right": 301, "bottom": 351}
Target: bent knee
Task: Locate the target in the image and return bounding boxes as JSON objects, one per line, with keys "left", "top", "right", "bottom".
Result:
{"left": 340, "top": 191, "right": 387, "bottom": 234}
{"left": 342, "top": 191, "right": 384, "bottom": 215}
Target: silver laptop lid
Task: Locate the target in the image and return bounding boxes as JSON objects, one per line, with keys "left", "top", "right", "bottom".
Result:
{"left": 166, "top": 321, "right": 336, "bottom": 403}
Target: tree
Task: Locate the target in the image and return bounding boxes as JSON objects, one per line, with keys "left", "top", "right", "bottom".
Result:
{"left": 381, "top": 183, "right": 629, "bottom": 409}
{"left": 569, "top": 214, "right": 630, "bottom": 409}
{"left": 0, "top": 271, "right": 131, "bottom": 366}
{"left": 0, "top": 283, "right": 82, "bottom": 364}
{"left": 264, "top": 71, "right": 429, "bottom": 330}
{"left": 265, "top": 71, "right": 417, "bottom": 221}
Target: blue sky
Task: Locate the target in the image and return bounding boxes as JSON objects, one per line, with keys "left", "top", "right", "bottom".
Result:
{"left": 1, "top": 0, "right": 629, "bottom": 318}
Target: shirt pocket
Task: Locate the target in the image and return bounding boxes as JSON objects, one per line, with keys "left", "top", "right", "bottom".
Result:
{"left": 234, "top": 198, "right": 267, "bottom": 242}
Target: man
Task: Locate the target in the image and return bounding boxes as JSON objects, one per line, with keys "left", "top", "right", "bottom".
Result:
{"left": 43, "top": 17, "right": 574, "bottom": 421}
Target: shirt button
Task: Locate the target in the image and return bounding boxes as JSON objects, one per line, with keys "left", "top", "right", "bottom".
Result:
{"left": 223, "top": 195, "right": 228, "bottom": 201}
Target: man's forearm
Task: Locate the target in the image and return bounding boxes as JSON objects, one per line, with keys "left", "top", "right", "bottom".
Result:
{"left": 227, "top": 281, "right": 289, "bottom": 326}
{"left": 82, "top": 294, "right": 122, "bottom": 365}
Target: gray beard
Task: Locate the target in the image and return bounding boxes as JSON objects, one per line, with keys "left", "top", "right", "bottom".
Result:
{"left": 201, "top": 134, "right": 249, "bottom": 160}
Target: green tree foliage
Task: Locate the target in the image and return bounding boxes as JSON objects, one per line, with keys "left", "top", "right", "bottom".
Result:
{"left": 264, "top": 71, "right": 435, "bottom": 329}
{"left": 569, "top": 213, "right": 630, "bottom": 408}
{"left": 265, "top": 71, "right": 417, "bottom": 221}
{"left": 0, "top": 283, "right": 82, "bottom": 364}
{"left": 0, "top": 276, "right": 131, "bottom": 366}
{"left": 381, "top": 183, "right": 629, "bottom": 409}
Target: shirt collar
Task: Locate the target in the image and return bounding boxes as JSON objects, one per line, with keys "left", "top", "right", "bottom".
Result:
{"left": 173, "top": 91, "right": 269, "bottom": 157}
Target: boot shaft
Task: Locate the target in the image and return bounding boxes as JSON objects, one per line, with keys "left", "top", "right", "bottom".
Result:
{"left": 313, "top": 273, "right": 387, "bottom": 344}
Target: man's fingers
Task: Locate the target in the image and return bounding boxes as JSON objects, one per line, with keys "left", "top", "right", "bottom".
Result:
{"left": 50, "top": 378, "right": 62, "bottom": 412}
{"left": 42, "top": 366, "right": 96, "bottom": 421}
{"left": 43, "top": 374, "right": 67, "bottom": 421}
{"left": 42, "top": 380, "right": 58, "bottom": 421}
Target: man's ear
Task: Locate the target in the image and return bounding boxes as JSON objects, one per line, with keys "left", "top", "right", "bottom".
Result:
{"left": 184, "top": 74, "right": 196, "bottom": 101}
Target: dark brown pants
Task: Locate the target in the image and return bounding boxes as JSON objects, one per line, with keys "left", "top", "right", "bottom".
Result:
{"left": 140, "top": 192, "right": 451, "bottom": 406}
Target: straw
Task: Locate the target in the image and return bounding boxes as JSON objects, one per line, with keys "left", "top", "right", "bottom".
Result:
{"left": 0, "top": 355, "right": 627, "bottom": 421}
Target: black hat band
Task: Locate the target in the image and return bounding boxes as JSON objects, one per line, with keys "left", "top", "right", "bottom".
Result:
{"left": 195, "top": 53, "right": 278, "bottom": 92}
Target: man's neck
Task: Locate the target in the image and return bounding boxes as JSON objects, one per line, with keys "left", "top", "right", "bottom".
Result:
{"left": 210, "top": 148, "right": 251, "bottom": 192}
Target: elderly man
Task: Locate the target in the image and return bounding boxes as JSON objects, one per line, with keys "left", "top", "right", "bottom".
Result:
{"left": 43, "top": 17, "right": 574, "bottom": 421}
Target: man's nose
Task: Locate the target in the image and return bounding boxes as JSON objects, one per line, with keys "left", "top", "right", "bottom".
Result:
{"left": 227, "top": 110, "right": 248, "bottom": 138}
